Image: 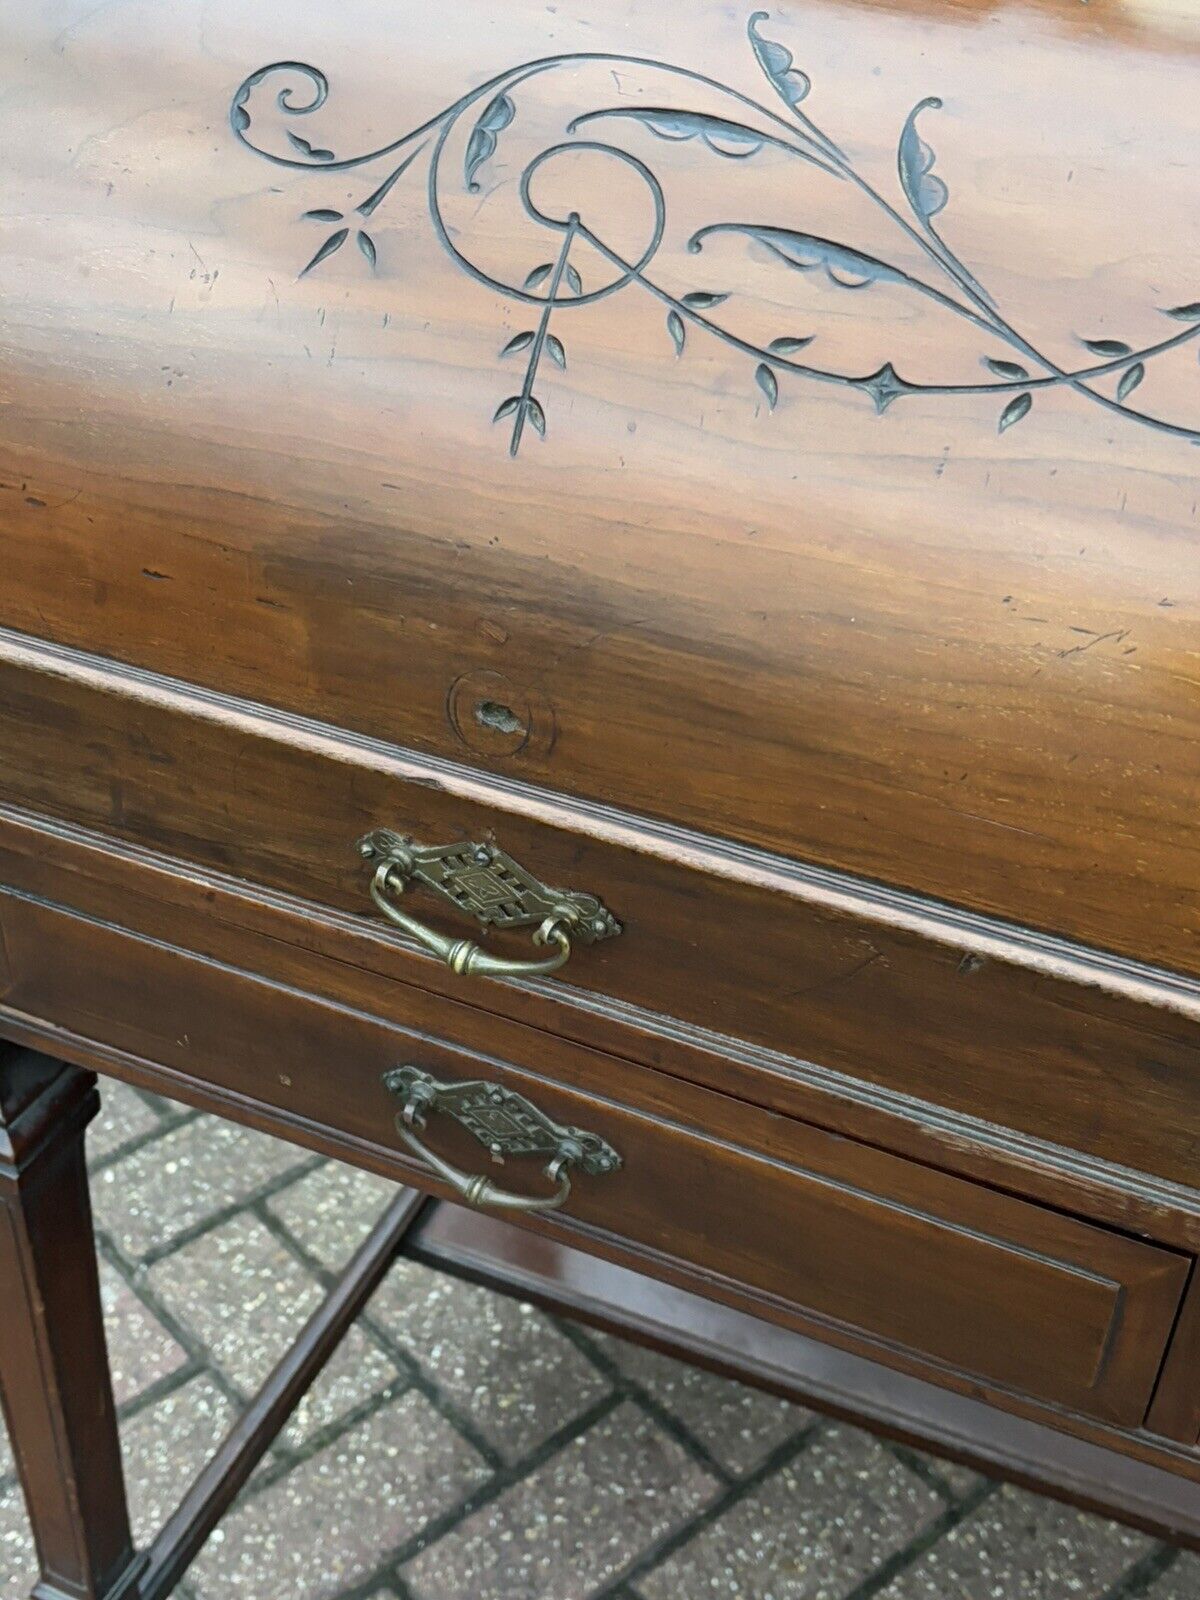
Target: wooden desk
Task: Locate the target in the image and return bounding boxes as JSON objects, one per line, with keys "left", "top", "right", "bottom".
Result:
{"left": 1, "top": 0, "right": 1198, "bottom": 1591}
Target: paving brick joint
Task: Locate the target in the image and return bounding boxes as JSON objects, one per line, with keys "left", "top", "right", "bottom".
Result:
{"left": 0, "top": 1077, "right": 1192, "bottom": 1600}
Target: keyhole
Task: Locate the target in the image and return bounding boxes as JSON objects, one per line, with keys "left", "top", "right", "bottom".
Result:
{"left": 475, "top": 699, "right": 525, "bottom": 736}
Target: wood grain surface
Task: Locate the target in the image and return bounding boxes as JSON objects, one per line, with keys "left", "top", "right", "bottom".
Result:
{"left": 3, "top": 647, "right": 1200, "bottom": 1197}
{"left": 1, "top": 0, "right": 1198, "bottom": 972}
{"left": 0, "top": 1048, "right": 143, "bottom": 1600}
{"left": 3, "top": 0, "right": 1200, "bottom": 1546}
{"left": 411, "top": 1202, "right": 1200, "bottom": 1532}
{"left": 0, "top": 888, "right": 1190, "bottom": 1440}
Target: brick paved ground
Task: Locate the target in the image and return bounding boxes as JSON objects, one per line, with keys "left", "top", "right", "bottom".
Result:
{"left": 1, "top": 1077, "right": 1194, "bottom": 1599}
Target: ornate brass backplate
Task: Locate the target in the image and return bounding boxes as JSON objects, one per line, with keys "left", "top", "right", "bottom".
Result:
{"left": 359, "top": 828, "right": 621, "bottom": 944}
{"left": 383, "top": 1065, "right": 622, "bottom": 1177}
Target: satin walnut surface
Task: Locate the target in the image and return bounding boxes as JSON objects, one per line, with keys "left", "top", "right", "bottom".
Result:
{"left": 0, "top": 0, "right": 1197, "bottom": 974}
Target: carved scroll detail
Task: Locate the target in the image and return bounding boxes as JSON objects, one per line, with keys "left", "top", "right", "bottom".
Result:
{"left": 231, "top": 13, "right": 1200, "bottom": 454}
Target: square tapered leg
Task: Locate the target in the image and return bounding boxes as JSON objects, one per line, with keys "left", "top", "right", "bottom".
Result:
{"left": 0, "top": 1046, "right": 144, "bottom": 1600}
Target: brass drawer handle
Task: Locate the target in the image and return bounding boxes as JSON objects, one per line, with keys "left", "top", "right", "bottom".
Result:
{"left": 359, "top": 829, "right": 621, "bottom": 981}
{"left": 383, "top": 1065, "right": 621, "bottom": 1213}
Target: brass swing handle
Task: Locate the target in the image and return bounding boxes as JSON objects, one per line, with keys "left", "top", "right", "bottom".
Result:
{"left": 369, "top": 857, "right": 572, "bottom": 977}
{"left": 383, "top": 1065, "right": 622, "bottom": 1215}
{"left": 359, "top": 830, "right": 621, "bottom": 982}
{"left": 395, "top": 1118, "right": 573, "bottom": 1212}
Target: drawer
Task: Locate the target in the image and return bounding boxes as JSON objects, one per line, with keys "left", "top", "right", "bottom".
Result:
{"left": 0, "top": 886, "right": 1189, "bottom": 1433}
{"left": 3, "top": 0, "right": 1200, "bottom": 997}
{"left": 3, "top": 637, "right": 1200, "bottom": 1195}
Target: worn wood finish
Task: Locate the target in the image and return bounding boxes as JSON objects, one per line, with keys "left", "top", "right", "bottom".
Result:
{"left": 4, "top": 801, "right": 1199, "bottom": 1258}
{"left": 0, "top": 889, "right": 1192, "bottom": 1450}
{"left": 1146, "top": 1268, "right": 1200, "bottom": 1447}
{"left": 2, "top": 931, "right": 1198, "bottom": 1489}
{"left": 3, "top": 643, "right": 1200, "bottom": 1196}
{"left": 2, "top": 0, "right": 1200, "bottom": 1557}
{"left": 410, "top": 1202, "right": 1200, "bottom": 1549}
{"left": 1, "top": 1, "right": 1200, "bottom": 974}
{"left": 0, "top": 1047, "right": 144, "bottom": 1600}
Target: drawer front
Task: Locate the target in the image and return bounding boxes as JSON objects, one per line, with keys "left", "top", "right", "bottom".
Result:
{"left": 0, "top": 886, "right": 1188, "bottom": 1432}
{"left": 3, "top": 0, "right": 1200, "bottom": 993}
{"left": 3, "top": 642, "right": 1200, "bottom": 1195}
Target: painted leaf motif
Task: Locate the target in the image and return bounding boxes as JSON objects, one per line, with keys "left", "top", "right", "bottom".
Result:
{"left": 501, "top": 332, "right": 534, "bottom": 356}
{"left": 464, "top": 91, "right": 515, "bottom": 192}
{"left": 546, "top": 335, "right": 567, "bottom": 369}
{"left": 1163, "top": 302, "right": 1200, "bottom": 320}
{"left": 1081, "top": 338, "right": 1132, "bottom": 357}
{"left": 898, "top": 99, "right": 948, "bottom": 223}
{"left": 747, "top": 12, "right": 811, "bottom": 108}
{"left": 565, "top": 263, "right": 583, "bottom": 296}
{"left": 768, "top": 335, "right": 814, "bottom": 356}
{"left": 682, "top": 291, "right": 730, "bottom": 310}
{"left": 569, "top": 107, "right": 770, "bottom": 160}
{"left": 527, "top": 397, "right": 547, "bottom": 438}
{"left": 700, "top": 226, "right": 899, "bottom": 291}
{"left": 983, "top": 357, "right": 1029, "bottom": 380}
{"left": 860, "top": 364, "right": 913, "bottom": 414}
{"left": 298, "top": 227, "right": 348, "bottom": 277}
{"left": 357, "top": 230, "right": 377, "bottom": 269}
{"left": 1117, "top": 362, "right": 1145, "bottom": 401}
{"left": 302, "top": 208, "right": 343, "bottom": 222}
{"left": 288, "top": 132, "right": 335, "bottom": 162}
{"left": 493, "top": 396, "right": 520, "bottom": 422}
{"left": 478, "top": 90, "right": 517, "bottom": 132}
{"left": 524, "top": 263, "right": 553, "bottom": 289}
{"left": 755, "top": 363, "right": 779, "bottom": 410}
{"left": 667, "top": 310, "right": 686, "bottom": 356}
{"left": 998, "top": 393, "right": 1033, "bottom": 433}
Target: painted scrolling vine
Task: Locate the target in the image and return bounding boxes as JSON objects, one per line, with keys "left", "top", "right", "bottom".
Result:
{"left": 231, "top": 12, "right": 1200, "bottom": 455}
